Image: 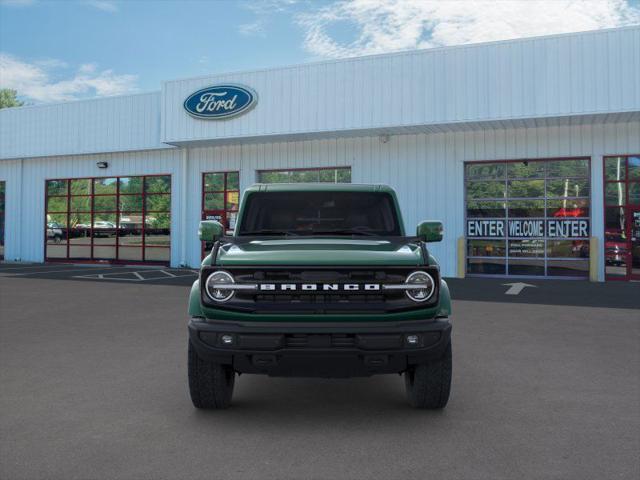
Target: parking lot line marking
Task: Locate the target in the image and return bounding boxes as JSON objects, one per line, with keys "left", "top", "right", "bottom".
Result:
{"left": 0, "top": 267, "right": 132, "bottom": 277}
{"left": 133, "top": 272, "right": 145, "bottom": 280}
{"left": 160, "top": 270, "right": 177, "bottom": 277}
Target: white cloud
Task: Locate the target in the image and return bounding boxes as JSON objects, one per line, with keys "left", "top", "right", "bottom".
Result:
{"left": 297, "top": 0, "right": 640, "bottom": 58}
{"left": 0, "top": 53, "right": 138, "bottom": 103}
{"left": 238, "top": 19, "right": 267, "bottom": 36}
{"left": 83, "top": 0, "right": 118, "bottom": 13}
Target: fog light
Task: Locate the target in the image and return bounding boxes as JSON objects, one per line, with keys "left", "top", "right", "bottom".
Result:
{"left": 406, "top": 334, "right": 420, "bottom": 345}
{"left": 220, "top": 334, "right": 234, "bottom": 345}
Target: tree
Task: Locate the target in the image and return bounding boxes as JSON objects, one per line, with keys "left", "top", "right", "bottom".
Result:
{"left": 0, "top": 89, "right": 24, "bottom": 109}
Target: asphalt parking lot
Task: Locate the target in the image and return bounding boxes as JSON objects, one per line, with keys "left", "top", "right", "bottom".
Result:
{"left": 1, "top": 264, "right": 639, "bottom": 480}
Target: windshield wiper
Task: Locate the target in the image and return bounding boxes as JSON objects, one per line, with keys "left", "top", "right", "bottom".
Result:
{"left": 240, "top": 229, "right": 299, "bottom": 236}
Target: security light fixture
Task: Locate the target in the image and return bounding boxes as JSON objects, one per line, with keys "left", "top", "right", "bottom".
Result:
{"left": 96, "top": 161, "right": 108, "bottom": 169}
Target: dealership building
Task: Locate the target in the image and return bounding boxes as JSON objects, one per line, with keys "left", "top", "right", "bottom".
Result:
{"left": 1, "top": 26, "right": 639, "bottom": 281}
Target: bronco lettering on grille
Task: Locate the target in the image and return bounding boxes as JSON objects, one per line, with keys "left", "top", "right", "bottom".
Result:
{"left": 258, "top": 283, "right": 381, "bottom": 291}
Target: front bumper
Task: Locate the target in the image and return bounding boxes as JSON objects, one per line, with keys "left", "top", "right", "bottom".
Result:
{"left": 188, "top": 318, "right": 452, "bottom": 378}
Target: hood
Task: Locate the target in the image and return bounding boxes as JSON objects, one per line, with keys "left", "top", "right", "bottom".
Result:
{"left": 216, "top": 238, "right": 423, "bottom": 266}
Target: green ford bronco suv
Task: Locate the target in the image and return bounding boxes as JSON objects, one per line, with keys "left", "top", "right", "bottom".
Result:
{"left": 188, "top": 183, "right": 452, "bottom": 409}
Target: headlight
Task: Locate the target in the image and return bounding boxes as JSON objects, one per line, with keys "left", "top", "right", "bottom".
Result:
{"left": 205, "top": 271, "right": 235, "bottom": 302}
{"left": 405, "top": 271, "right": 435, "bottom": 302}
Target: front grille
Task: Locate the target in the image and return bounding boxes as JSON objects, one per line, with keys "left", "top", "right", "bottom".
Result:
{"left": 201, "top": 266, "right": 439, "bottom": 314}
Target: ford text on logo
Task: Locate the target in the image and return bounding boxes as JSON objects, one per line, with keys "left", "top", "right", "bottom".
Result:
{"left": 183, "top": 84, "right": 257, "bottom": 119}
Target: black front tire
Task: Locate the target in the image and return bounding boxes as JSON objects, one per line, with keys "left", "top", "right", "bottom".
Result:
{"left": 404, "top": 341, "right": 452, "bottom": 409}
{"left": 188, "top": 340, "right": 235, "bottom": 409}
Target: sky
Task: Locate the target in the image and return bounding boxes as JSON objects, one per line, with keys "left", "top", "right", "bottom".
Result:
{"left": 1, "top": 0, "right": 639, "bottom": 104}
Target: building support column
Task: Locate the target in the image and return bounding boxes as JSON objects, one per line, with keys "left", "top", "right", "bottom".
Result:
{"left": 180, "top": 148, "right": 189, "bottom": 267}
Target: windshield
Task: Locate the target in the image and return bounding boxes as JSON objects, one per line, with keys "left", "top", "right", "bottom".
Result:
{"left": 238, "top": 191, "right": 402, "bottom": 236}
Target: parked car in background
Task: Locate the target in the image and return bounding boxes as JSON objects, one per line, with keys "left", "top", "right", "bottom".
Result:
{"left": 46, "top": 222, "right": 64, "bottom": 243}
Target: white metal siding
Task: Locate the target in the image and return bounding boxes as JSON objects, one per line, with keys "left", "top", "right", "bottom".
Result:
{"left": 163, "top": 27, "right": 640, "bottom": 144}
{"left": 0, "top": 92, "right": 168, "bottom": 160}
{"left": 0, "top": 149, "right": 183, "bottom": 264}
{"left": 180, "top": 120, "right": 640, "bottom": 279}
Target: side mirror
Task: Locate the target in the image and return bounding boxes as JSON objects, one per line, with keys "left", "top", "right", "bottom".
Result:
{"left": 417, "top": 221, "right": 443, "bottom": 243}
{"left": 198, "top": 220, "right": 225, "bottom": 243}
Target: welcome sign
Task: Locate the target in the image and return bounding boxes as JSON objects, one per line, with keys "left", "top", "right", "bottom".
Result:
{"left": 184, "top": 84, "right": 257, "bottom": 119}
{"left": 467, "top": 219, "right": 590, "bottom": 238}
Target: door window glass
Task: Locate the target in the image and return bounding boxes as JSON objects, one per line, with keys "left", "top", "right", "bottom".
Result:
{"left": 45, "top": 175, "right": 171, "bottom": 264}
{"left": 466, "top": 158, "right": 590, "bottom": 278}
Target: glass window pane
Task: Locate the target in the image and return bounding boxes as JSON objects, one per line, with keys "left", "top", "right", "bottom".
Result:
{"left": 119, "top": 214, "right": 144, "bottom": 230}
{"left": 547, "top": 159, "right": 589, "bottom": 178}
{"left": 547, "top": 260, "right": 589, "bottom": 277}
{"left": 92, "top": 231, "right": 116, "bottom": 245}
{"left": 508, "top": 200, "right": 545, "bottom": 218}
{"left": 467, "top": 258, "right": 506, "bottom": 275}
{"left": 145, "top": 247, "right": 170, "bottom": 262}
{"left": 546, "top": 179, "right": 590, "bottom": 198}
{"left": 467, "top": 240, "right": 506, "bottom": 257}
{"left": 547, "top": 199, "right": 589, "bottom": 218}
{"left": 336, "top": 168, "right": 351, "bottom": 183}
{"left": 629, "top": 156, "right": 640, "bottom": 180}
{"left": 94, "top": 178, "right": 117, "bottom": 194}
{"left": 118, "top": 229, "right": 143, "bottom": 247}
{"left": 226, "top": 191, "right": 239, "bottom": 211}
{"left": 466, "top": 181, "right": 505, "bottom": 199}
{"left": 289, "top": 170, "right": 319, "bottom": 182}
{"left": 119, "top": 195, "right": 143, "bottom": 212}
{"left": 629, "top": 183, "right": 640, "bottom": 205}
{"left": 204, "top": 173, "right": 225, "bottom": 191}
{"left": 145, "top": 194, "right": 171, "bottom": 212}
{"left": 507, "top": 180, "right": 545, "bottom": 198}
{"left": 145, "top": 230, "right": 171, "bottom": 247}
{"left": 204, "top": 193, "right": 224, "bottom": 210}
{"left": 93, "top": 245, "right": 116, "bottom": 260}
{"left": 318, "top": 169, "right": 338, "bottom": 182}
{"left": 605, "top": 208, "right": 626, "bottom": 237}
{"left": 94, "top": 195, "right": 117, "bottom": 212}
{"left": 604, "top": 157, "right": 626, "bottom": 181}
{"left": 119, "top": 177, "right": 143, "bottom": 194}
{"left": 118, "top": 247, "right": 143, "bottom": 261}
{"left": 70, "top": 196, "right": 91, "bottom": 212}
{"left": 47, "top": 196, "right": 68, "bottom": 213}
{"left": 145, "top": 176, "right": 171, "bottom": 194}
{"left": 507, "top": 161, "right": 545, "bottom": 179}
{"left": 508, "top": 259, "right": 544, "bottom": 276}
{"left": 605, "top": 183, "right": 625, "bottom": 206}
{"left": 46, "top": 243, "right": 68, "bottom": 258}
{"left": 68, "top": 245, "right": 91, "bottom": 259}
{"left": 258, "top": 171, "right": 288, "bottom": 183}
{"left": 508, "top": 240, "right": 545, "bottom": 257}
{"left": 46, "top": 225, "right": 66, "bottom": 244}
{"left": 227, "top": 172, "right": 240, "bottom": 190}
{"left": 70, "top": 179, "right": 91, "bottom": 195}
{"left": 466, "top": 201, "right": 506, "bottom": 218}
{"left": 93, "top": 213, "right": 117, "bottom": 227}
{"left": 47, "top": 180, "right": 67, "bottom": 196}
{"left": 145, "top": 213, "right": 171, "bottom": 229}
{"left": 46, "top": 214, "right": 68, "bottom": 228}
{"left": 547, "top": 240, "right": 590, "bottom": 258}
{"left": 466, "top": 163, "right": 505, "bottom": 180}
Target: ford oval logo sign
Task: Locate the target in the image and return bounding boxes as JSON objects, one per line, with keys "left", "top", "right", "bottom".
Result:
{"left": 183, "top": 84, "right": 257, "bottom": 119}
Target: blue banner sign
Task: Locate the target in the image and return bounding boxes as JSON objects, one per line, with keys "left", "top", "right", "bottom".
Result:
{"left": 184, "top": 84, "right": 257, "bottom": 119}
{"left": 467, "top": 219, "right": 589, "bottom": 238}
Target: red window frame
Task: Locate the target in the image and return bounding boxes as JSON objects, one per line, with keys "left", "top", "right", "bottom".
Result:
{"left": 201, "top": 171, "right": 240, "bottom": 258}
{"left": 44, "top": 174, "right": 171, "bottom": 265}
{"left": 603, "top": 155, "right": 640, "bottom": 281}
